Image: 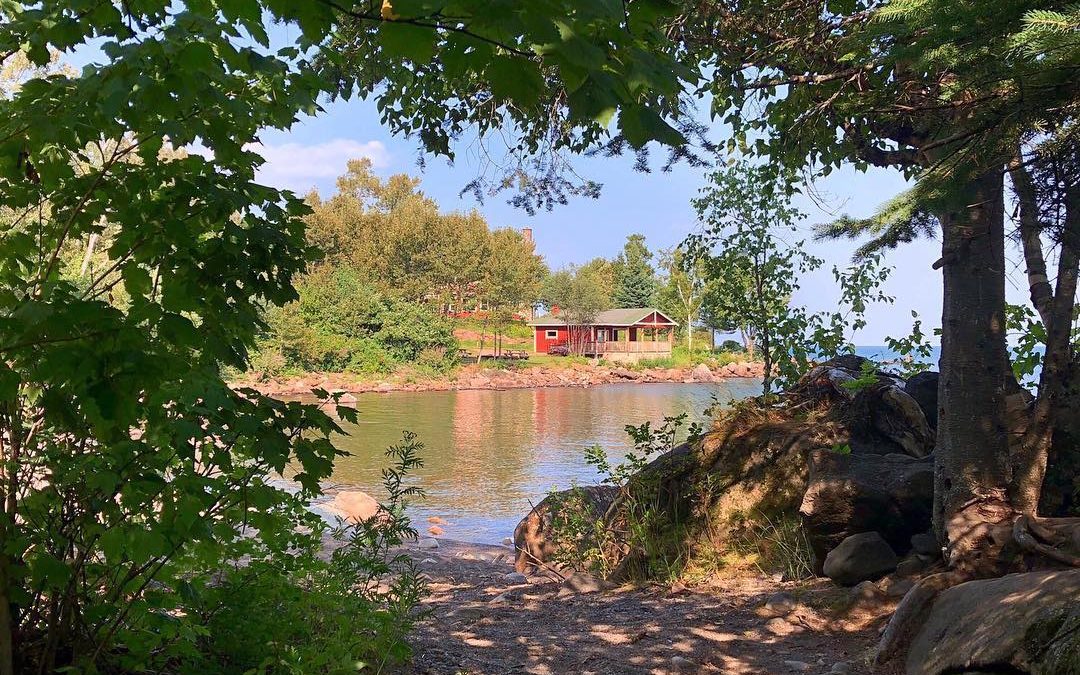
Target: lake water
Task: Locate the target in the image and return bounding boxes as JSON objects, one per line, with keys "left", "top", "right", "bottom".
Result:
{"left": 317, "top": 380, "right": 761, "bottom": 544}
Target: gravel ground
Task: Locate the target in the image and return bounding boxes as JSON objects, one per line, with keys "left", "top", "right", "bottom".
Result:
{"left": 394, "top": 539, "right": 897, "bottom": 675}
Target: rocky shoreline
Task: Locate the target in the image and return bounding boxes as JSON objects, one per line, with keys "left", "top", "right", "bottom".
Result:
{"left": 235, "top": 360, "right": 765, "bottom": 398}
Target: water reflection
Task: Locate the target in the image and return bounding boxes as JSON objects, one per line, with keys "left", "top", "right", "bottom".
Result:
{"left": 320, "top": 381, "right": 759, "bottom": 543}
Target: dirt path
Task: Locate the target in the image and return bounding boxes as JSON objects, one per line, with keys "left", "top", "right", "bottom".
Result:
{"left": 400, "top": 540, "right": 896, "bottom": 675}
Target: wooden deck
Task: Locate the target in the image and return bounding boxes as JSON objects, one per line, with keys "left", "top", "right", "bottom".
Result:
{"left": 581, "top": 341, "right": 672, "bottom": 355}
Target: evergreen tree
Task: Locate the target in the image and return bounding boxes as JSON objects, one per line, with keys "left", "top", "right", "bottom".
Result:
{"left": 613, "top": 234, "right": 658, "bottom": 308}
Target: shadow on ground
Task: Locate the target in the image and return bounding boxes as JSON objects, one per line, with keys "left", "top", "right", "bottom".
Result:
{"left": 401, "top": 541, "right": 896, "bottom": 675}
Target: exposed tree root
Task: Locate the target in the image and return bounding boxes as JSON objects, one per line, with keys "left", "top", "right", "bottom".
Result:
{"left": 876, "top": 515, "right": 1080, "bottom": 666}
{"left": 874, "top": 571, "right": 969, "bottom": 665}
{"left": 1013, "top": 514, "right": 1080, "bottom": 567}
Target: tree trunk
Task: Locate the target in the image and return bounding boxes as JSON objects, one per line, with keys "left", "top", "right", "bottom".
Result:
{"left": 1012, "top": 181, "right": 1080, "bottom": 514}
{"left": 934, "top": 167, "right": 1016, "bottom": 568}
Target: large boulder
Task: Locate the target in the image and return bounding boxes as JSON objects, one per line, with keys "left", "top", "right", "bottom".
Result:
{"left": 822, "top": 532, "right": 898, "bottom": 586}
{"left": 903, "top": 371, "right": 939, "bottom": 429}
{"left": 794, "top": 356, "right": 933, "bottom": 457}
{"left": 908, "top": 569, "right": 1080, "bottom": 675}
{"left": 799, "top": 450, "right": 934, "bottom": 569}
{"left": 320, "top": 489, "right": 381, "bottom": 523}
{"left": 513, "top": 485, "right": 618, "bottom": 573}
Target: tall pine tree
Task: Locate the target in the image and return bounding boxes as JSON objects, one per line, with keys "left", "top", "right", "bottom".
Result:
{"left": 613, "top": 234, "right": 658, "bottom": 308}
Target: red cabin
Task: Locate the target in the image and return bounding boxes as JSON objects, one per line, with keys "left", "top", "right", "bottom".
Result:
{"left": 529, "top": 308, "right": 678, "bottom": 362}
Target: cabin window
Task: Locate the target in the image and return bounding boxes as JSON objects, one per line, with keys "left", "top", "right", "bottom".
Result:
{"left": 545, "top": 330, "right": 559, "bottom": 339}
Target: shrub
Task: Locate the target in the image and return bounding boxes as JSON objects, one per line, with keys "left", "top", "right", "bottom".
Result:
{"left": 376, "top": 299, "right": 458, "bottom": 361}
{"left": 346, "top": 337, "right": 397, "bottom": 375}
{"left": 252, "top": 270, "right": 458, "bottom": 376}
{"left": 718, "top": 339, "right": 744, "bottom": 353}
{"left": 173, "top": 432, "right": 428, "bottom": 674}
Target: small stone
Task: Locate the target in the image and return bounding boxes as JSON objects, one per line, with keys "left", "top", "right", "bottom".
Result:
{"left": 895, "top": 556, "right": 926, "bottom": 578}
{"left": 852, "top": 580, "right": 886, "bottom": 601}
{"left": 559, "top": 571, "right": 614, "bottom": 595}
{"left": 762, "top": 591, "right": 798, "bottom": 617}
{"left": 881, "top": 576, "right": 915, "bottom": 598}
{"left": 830, "top": 662, "right": 853, "bottom": 674}
{"left": 765, "top": 617, "right": 795, "bottom": 636}
{"left": 453, "top": 606, "right": 486, "bottom": 622}
{"left": 502, "top": 537, "right": 514, "bottom": 546}
{"left": 419, "top": 557, "right": 438, "bottom": 565}
{"left": 503, "top": 572, "right": 528, "bottom": 584}
{"left": 670, "top": 656, "right": 697, "bottom": 672}
{"left": 910, "top": 532, "right": 940, "bottom": 556}
{"left": 783, "top": 660, "right": 811, "bottom": 672}
{"left": 823, "top": 532, "right": 898, "bottom": 585}
{"left": 418, "top": 538, "right": 439, "bottom": 550}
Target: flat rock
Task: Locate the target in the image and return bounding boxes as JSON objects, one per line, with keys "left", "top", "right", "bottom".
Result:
{"left": 502, "top": 572, "right": 528, "bottom": 584}
{"left": 909, "top": 569, "right": 1080, "bottom": 675}
{"left": 761, "top": 591, "right": 798, "bottom": 617}
{"left": 418, "top": 538, "right": 440, "bottom": 550}
{"left": 557, "top": 571, "right": 614, "bottom": 596}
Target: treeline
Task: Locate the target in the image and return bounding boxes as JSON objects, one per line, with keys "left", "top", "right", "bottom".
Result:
{"left": 543, "top": 234, "right": 747, "bottom": 353}
{"left": 252, "top": 160, "right": 547, "bottom": 375}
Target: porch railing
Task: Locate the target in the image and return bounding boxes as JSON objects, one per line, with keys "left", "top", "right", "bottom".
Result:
{"left": 582, "top": 341, "right": 672, "bottom": 354}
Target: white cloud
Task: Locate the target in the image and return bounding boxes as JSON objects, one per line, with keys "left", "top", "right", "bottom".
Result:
{"left": 250, "top": 138, "right": 390, "bottom": 192}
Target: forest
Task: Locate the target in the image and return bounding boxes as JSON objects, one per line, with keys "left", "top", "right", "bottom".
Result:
{"left": 0, "top": 1, "right": 1077, "bottom": 674}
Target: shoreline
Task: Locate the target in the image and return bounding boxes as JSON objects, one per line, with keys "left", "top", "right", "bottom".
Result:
{"left": 234, "top": 360, "right": 765, "bottom": 398}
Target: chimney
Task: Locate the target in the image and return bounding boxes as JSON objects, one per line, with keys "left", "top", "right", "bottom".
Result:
{"left": 551, "top": 304, "right": 560, "bottom": 316}
{"left": 522, "top": 227, "right": 533, "bottom": 243}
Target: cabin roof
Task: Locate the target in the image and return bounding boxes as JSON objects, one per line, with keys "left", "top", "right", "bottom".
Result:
{"left": 528, "top": 308, "right": 678, "bottom": 327}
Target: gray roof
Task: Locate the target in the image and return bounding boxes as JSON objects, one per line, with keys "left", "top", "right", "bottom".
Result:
{"left": 529, "top": 308, "right": 677, "bottom": 327}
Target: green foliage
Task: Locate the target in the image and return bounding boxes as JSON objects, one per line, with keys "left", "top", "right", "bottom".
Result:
{"left": 543, "top": 484, "right": 612, "bottom": 576}
{"left": 177, "top": 432, "right": 428, "bottom": 674}
{"left": 839, "top": 360, "right": 882, "bottom": 394}
{"left": 255, "top": 268, "right": 457, "bottom": 375}
{"left": 0, "top": 2, "right": 368, "bottom": 670}
{"left": 718, "top": 339, "right": 744, "bottom": 353}
{"left": 730, "top": 513, "right": 816, "bottom": 582}
{"left": 613, "top": 234, "right": 659, "bottom": 308}
{"left": 688, "top": 163, "right": 893, "bottom": 397}
{"left": 578, "top": 414, "right": 702, "bottom": 579}
{"left": 541, "top": 264, "right": 612, "bottom": 354}
{"left": 1003, "top": 303, "right": 1073, "bottom": 388}
{"left": 883, "top": 311, "right": 938, "bottom": 378}
{"left": 326, "top": 0, "right": 692, "bottom": 212}
{"left": 658, "top": 246, "right": 711, "bottom": 350}
{"left": 304, "top": 160, "right": 546, "bottom": 317}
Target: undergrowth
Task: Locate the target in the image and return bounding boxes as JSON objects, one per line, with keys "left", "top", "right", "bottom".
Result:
{"left": 175, "top": 432, "right": 428, "bottom": 674}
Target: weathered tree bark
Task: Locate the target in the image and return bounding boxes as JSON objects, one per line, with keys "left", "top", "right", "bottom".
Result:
{"left": 1011, "top": 174, "right": 1080, "bottom": 514}
{"left": 934, "top": 167, "right": 1016, "bottom": 569}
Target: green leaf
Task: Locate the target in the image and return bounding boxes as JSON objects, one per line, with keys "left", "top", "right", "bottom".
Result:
{"left": 378, "top": 23, "right": 438, "bottom": 62}
{"left": 618, "top": 106, "right": 684, "bottom": 148}
{"left": 487, "top": 57, "right": 544, "bottom": 107}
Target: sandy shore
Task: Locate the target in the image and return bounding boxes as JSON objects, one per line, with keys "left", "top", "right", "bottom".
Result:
{"left": 344, "top": 537, "right": 895, "bottom": 674}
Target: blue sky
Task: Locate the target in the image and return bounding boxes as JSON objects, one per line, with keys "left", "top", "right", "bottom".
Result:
{"left": 253, "top": 96, "right": 967, "bottom": 344}
{"left": 67, "top": 27, "right": 1036, "bottom": 345}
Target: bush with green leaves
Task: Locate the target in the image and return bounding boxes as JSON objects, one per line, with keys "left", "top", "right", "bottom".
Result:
{"left": 579, "top": 414, "right": 703, "bottom": 580}
{"left": 175, "top": 431, "right": 428, "bottom": 674}
{"left": 254, "top": 267, "right": 457, "bottom": 376}
{"left": 688, "top": 162, "right": 894, "bottom": 397}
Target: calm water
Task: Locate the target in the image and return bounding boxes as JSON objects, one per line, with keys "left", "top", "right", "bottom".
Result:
{"left": 314, "top": 381, "right": 760, "bottom": 544}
